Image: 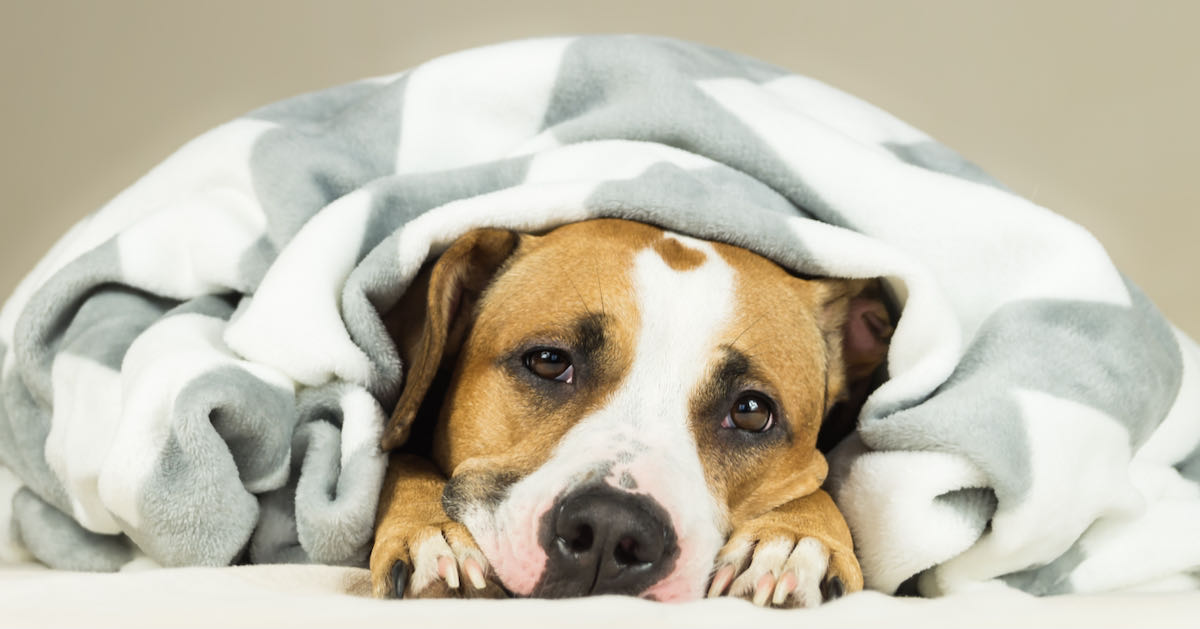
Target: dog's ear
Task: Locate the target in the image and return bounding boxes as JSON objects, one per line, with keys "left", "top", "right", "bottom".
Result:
{"left": 381, "top": 229, "right": 521, "bottom": 450}
{"left": 813, "top": 278, "right": 894, "bottom": 450}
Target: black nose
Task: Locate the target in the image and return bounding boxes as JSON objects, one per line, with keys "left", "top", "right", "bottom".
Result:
{"left": 534, "top": 487, "right": 678, "bottom": 598}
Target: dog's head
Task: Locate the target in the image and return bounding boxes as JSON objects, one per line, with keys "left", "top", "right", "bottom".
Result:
{"left": 382, "top": 219, "right": 891, "bottom": 601}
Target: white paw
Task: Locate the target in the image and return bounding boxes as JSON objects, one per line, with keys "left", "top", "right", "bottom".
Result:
{"left": 707, "top": 536, "right": 844, "bottom": 608}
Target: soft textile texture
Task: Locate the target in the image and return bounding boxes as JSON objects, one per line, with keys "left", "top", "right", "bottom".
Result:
{"left": 3, "top": 562, "right": 1199, "bottom": 629}
{"left": 2, "top": 35, "right": 1198, "bottom": 595}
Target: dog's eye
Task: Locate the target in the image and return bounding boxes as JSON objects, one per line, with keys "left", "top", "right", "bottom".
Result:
{"left": 524, "top": 349, "right": 574, "bottom": 383}
{"left": 722, "top": 393, "right": 775, "bottom": 432}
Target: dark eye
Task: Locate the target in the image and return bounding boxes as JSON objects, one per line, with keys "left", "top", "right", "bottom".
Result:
{"left": 721, "top": 393, "right": 775, "bottom": 432}
{"left": 524, "top": 348, "right": 575, "bottom": 383}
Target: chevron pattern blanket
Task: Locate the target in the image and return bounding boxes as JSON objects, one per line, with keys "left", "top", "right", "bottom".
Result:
{"left": 2, "top": 35, "right": 1197, "bottom": 596}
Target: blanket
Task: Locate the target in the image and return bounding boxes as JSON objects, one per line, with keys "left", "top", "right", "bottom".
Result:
{"left": 2, "top": 35, "right": 1198, "bottom": 596}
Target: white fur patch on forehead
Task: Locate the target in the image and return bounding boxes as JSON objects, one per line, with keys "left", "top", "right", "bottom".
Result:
{"left": 628, "top": 234, "right": 730, "bottom": 412}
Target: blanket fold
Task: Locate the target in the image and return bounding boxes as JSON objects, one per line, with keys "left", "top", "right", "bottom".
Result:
{"left": 2, "top": 34, "right": 1198, "bottom": 596}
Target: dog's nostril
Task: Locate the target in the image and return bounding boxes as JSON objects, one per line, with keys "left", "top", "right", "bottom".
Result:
{"left": 613, "top": 536, "right": 642, "bottom": 567}
{"left": 558, "top": 523, "right": 595, "bottom": 554}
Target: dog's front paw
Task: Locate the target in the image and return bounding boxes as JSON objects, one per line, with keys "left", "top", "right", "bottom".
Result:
{"left": 370, "top": 520, "right": 507, "bottom": 599}
{"left": 706, "top": 524, "right": 862, "bottom": 608}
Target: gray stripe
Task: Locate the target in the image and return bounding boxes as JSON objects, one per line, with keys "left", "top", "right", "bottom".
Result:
{"left": 542, "top": 36, "right": 866, "bottom": 236}
{"left": 582, "top": 164, "right": 839, "bottom": 276}
{"left": 1175, "top": 444, "right": 1200, "bottom": 484}
{"left": 129, "top": 366, "right": 295, "bottom": 566}
{"left": 1000, "top": 541, "right": 1086, "bottom": 595}
{"left": 292, "top": 385, "right": 382, "bottom": 565}
{"left": 236, "top": 235, "right": 277, "bottom": 291}
{"left": 57, "top": 286, "right": 176, "bottom": 371}
{"left": 247, "top": 75, "right": 407, "bottom": 249}
{"left": 162, "top": 294, "right": 238, "bottom": 321}
{"left": 861, "top": 278, "right": 1182, "bottom": 505}
{"left": 344, "top": 156, "right": 534, "bottom": 404}
{"left": 12, "top": 487, "right": 133, "bottom": 571}
{"left": 0, "top": 366, "right": 69, "bottom": 513}
{"left": 543, "top": 35, "right": 787, "bottom": 129}
{"left": 253, "top": 383, "right": 384, "bottom": 566}
{"left": 12, "top": 241, "right": 123, "bottom": 406}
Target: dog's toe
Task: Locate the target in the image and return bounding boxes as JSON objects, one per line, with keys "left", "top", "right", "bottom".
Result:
{"left": 372, "top": 521, "right": 508, "bottom": 599}
{"left": 708, "top": 532, "right": 856, "bottom": 609}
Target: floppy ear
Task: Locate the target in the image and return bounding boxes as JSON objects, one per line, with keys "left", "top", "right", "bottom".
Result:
{"left": 381, "top": 229, "right": 520, "bottom": 451}
{"left": 814, "top": 278, "right": 895, "bottom": 451}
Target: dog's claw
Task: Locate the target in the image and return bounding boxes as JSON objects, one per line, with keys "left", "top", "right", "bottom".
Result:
{"left": 772, "top": 572, "right": 799, "bottom": 606}
{"left": 437, "top": 555, "right": 460, "bottom": 589}
{"left": 390, "top": 560, "right": 411, "bottom": 599}
{"left": 706, "top": 564, "right": 736, "bottom": 597}
{"left": 752, "top": 573, "right": 775, "bottom": 606}
{"left": 822, "top": 575, "right": 845, "bottom": 601}
{"left": 463, "top": 557, "right": 487, "bottom": 590}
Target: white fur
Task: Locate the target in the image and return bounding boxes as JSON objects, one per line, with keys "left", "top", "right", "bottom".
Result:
{"left": 781, "top": 537, "right": 831, "bottom": 606}
{"left": 409, "top": 530, "right": 457, "bottom": 593}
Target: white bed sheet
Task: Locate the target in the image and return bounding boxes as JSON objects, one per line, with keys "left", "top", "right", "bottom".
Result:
{"left": 2, "top": 562, "right": 1198, "bottom": 628}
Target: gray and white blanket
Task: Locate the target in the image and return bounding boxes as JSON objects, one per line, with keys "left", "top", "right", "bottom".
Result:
{"left": 2, "top": 35, "right": 1198, "bottom": 596}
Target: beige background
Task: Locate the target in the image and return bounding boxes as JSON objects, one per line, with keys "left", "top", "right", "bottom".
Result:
{"left": 2, "top": 1, "right": 1197, "bottom": 333}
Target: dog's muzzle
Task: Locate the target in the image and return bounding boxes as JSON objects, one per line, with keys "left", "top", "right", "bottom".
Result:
{"left": 533, "top": 486, "right": 679, "bottom": 598}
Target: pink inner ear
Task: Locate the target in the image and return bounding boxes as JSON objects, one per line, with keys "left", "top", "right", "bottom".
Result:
{"left": 843, "top": 298, "right": 893, "bottom": 367}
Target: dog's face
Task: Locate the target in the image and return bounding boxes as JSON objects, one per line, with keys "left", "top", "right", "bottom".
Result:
{"left": 383, "top": 219, "right": 889, "bottom": 601}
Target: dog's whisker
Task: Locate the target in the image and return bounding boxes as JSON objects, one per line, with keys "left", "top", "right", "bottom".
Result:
{"left": 566, "top": 273, "right": 593, "bottom": 317}
{"left": 729, "top": 312, "right": 769, "bottom": 350}
{"left": 592, "top": 256, "right": 607, "bottom": 317}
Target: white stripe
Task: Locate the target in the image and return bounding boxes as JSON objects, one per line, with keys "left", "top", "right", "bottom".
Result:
{"left": 338, "top": 385, "right": 385, "bottom": 471}
{"left": 45, "top": 354, "right": 123, "bottom": 533}
{"left": 698, "top": 77, "right": 1131, "bottom": 338}
{"left": 762, "top": 75, "right": 930, "bottom": 148}
{"left": 224, "top": 190, "right": 374, "bottom": 387}
{"left": 0, "top": 119, "right": 275, "bottom": 345}
{"left": 396, "top": 37, "right": 575, "bottom": 174}
{"left": 931, "top": 389, "right": 1141, "bottom": 592}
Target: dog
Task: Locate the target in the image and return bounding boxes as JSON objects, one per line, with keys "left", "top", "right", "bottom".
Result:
{"left": 369, "top": 218, "right": 893, "bottom": 607}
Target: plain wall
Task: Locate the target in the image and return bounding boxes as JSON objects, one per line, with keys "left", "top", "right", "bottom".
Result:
{"left": 2, "top": 0, "right": 1197, "bottom": 333}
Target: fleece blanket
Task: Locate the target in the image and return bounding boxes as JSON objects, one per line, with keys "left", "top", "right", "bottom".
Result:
{"left": 2, "top": 35, "right": 1199, "bottom": 597}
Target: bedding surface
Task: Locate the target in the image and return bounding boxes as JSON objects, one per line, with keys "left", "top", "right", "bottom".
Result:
{"left": 2, "top": 562, "right": 1199, "bottom": 629}
{"left": 2, "top": 35, "right": 1199, "bottom": 597}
